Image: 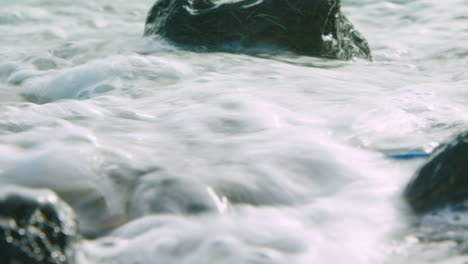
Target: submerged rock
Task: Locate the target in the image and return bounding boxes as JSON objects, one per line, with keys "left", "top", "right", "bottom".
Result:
{"left": 404, "top": 131, "right": 468, "bottom": 214}
{"left": 144, "top": 0, "right": 372, "bottom": 60}
{"left": 128, "top": 174, "right": 217, "bottom": 218}
{"left": 0, "top": 186, "right": 78, "bottom": 264}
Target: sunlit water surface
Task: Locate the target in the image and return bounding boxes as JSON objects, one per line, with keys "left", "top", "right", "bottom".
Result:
{"left": 1, "top": 0, "right": 468, "bottom": 263}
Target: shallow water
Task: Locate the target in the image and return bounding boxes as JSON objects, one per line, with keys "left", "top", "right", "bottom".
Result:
{"left": 1, "top": 0, "right": 468, "bottom": 263}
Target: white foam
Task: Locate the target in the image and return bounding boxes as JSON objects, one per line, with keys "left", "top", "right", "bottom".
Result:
{"left": 1, "top": 0, "right": 467, "bottom": 263}
{"left": 0, "top": 147, "right": 128, "bottom": 236}
{"left": 19, "top": 55, "right": 194, "bottom": 103}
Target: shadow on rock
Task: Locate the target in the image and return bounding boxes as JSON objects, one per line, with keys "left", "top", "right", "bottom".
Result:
{"left": 144, "top": 0, "right": 372, "bottom": 60}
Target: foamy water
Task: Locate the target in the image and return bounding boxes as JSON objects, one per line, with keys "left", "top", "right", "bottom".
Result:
{"left": 1, "top": 0, "right": 468, "bottom": 263}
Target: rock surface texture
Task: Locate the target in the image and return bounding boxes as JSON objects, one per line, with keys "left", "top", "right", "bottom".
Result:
{"left": 144, "top": 0, "right": 372, "bottom": 60}
{"left": 0, "top": 186, "right": 78, "bottom": 264}
{"left": 404, "top": 131, "right": 468, "bottom": 214}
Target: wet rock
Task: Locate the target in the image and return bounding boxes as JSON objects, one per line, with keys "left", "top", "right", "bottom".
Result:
{"left": 404, "top": 131, "right": 468, "bottom": 214}
{"left": 144, "top": 0, "right": 372, "bottom": 60}
{"left": 0, "top": 186, "right": 78, "bottom": 264}
{"left": 128, "top": 173, "right": 217, "bottom": 218}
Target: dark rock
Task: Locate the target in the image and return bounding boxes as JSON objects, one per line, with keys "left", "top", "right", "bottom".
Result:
{"left": 0, "top": 186, "right": 78, "bottom": 264}
{"left": 404, "top": 131, "right": 468, "bottom": 214}
{"left": 144, "top": 0, "right": 372, "bottom": 60}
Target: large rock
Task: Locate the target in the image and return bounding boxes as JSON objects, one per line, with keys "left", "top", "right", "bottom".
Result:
{"left": 0, "top": 186, "right": 78, "bottom": 264}
{"left": 404, "top": 131, "right": 468, "bottom": 214}
{"left": 144, "top": 0, "right": 372, "bottom": 60}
